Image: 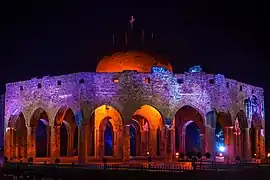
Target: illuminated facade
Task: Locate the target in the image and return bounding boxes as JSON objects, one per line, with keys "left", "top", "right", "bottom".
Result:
{"left": 3, "top": 51, "right": 265, "bottom": 163}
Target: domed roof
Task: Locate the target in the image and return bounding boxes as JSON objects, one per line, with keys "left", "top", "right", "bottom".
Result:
{"left": 96, "top": 51, "right": 173, "bottom": 73}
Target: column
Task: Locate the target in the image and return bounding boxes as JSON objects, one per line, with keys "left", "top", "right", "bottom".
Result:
{"left": 205, "top": 126, "right": 215, "bottom": 155}
{"left": 50, "top": 126, "right": 57, "bottom": 158}
{"left": 234, "top": 132, "right": 241, "bottom": 158}
{"left": 47, "top": 127, "right": 51, "bottom": 157}
{"left": 98, "top": 129, "right": 104, "bottom": 159}
{"left": 160, "top": 128, "right": 165, "bottom": 157}
{"left": 165, "top": 128, "right": 173, "bottom": 161}
{"left": 150, "top": 128, "right": 157, "bottom": 157}
{"left": 78, "top": 124, "right": 88, "bottom": 164}
{"left": 67, "top": 133, "right": 74, "bottom": 157}
{"left": 55, "top": 126, "right": 60, "bottom": 157}
{"left": 224, "top": 127, "right": 234, "bottom": 158}
{"left": 113, "top": 130, "right": 118, "bottom": 157}
{"left": 180, "top": 132, "right": 185, "bottom": 153}
{"left": 27, "top": 127, "right": 32, "bottom": 158}
{"left": 95, "top": 128, "right": 99, "bottom": 158}
{"left": 255, "top": 129, "right": 260, "bottom": 158}
{"left": 244, "top": 128, "right": 251, "bottom": 160}
{"left": 4, "top": 128, "right": 11, "bottom": 160}
{"left": 122, "top": 125, "right": 130, "bottom": 161}
{"left": 200, "top": 134, "right": 205, "bottom": 154}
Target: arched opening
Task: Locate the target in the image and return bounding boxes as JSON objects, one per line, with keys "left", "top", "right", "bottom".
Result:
{"left": 104, "top": 122, "right": 113, "bottom": 156}
{"left": 30, "top": 108, "right": 49, "bottom": 158}
{"left": 10, "top": 113, "right": 27, "bottom": 159}
{"left": 215, "top": 121, "right": 225, "bottom": 153}
{"left": 175, "top": 105, "right": 205, "bottom": 154}
{"left": 55, "top": 107, "right": 77, "bottom": 157}
{"left": 36, "top": 120, "right": 48, "bottom": 157}
{"left": 185, "top": 121, "right": 201, "bottom": 154}
{"left": 92, "top": 104, "right": 123, "bottom": 159}
{"left": 73, "top": 126, "right": 78, "bottom": 156}
{"left": 60, "top": 122, "right": 68, "bottom": 156}
{"left": 132, "top": 105, "right": 164, "bottom": 157}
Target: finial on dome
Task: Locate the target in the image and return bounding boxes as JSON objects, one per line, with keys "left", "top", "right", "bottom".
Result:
{"left": 130, "top": 16, "right": 135, "bottom": 30}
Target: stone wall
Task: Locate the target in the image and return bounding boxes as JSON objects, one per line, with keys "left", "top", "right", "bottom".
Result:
{"left": 4, "top": 70, "right": 264, "bottom": 128}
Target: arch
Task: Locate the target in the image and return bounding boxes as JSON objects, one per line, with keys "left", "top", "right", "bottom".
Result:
{"left": 30, "top": 108, "right": 50, "bottom": 158}
{"left": 132, "top": 104, "right": 164, "bottom": 157}
{"left": 93, "top": 105, "right": 123, "bottom": 131}
{"left": 54, "top": 107, "right": 78, "bottom": 157}
{"left": 91, "top": 105, "right": 124, "bottom": 158}
{"left": 184, "top": 121, "right": 201, "bottom": 154}
{"left": 7, "top": 113, "right": 27, "bottom": 159}
{"left": 175, "top": 105, "right": 205, "bottom": 154}
{"left": 235, "top": 110, "right": 248, "bottom": 129}
{"left": 132, "top": 104, "right": 164, "bottom": 129}
{"left": 217, "top": 112, "right": 233, "bottom": 128}
{"left": 130, "top": 120, "right": 141, "bottom": 156}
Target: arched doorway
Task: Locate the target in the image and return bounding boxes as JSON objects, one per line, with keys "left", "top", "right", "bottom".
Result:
{"left": 175, "top": 105, "right": 205, "bottom": 154}
{"left": 30, "top": 108, "right": 49, "bottom": 158}
{"left": 55, "top": 107, "right": 77, "bottom": 157}
{"left": 36, "top": 120, "right": 48, "bottom": 157}
{"left": 60, "top": 122, "right": 68, "bottom": 156}
{"left": 92, "top": 105, "right": 123, "bottom": 159}
{"left": 8, "top": 113, "right": 27, "bottom": 160}
{"left": 132, "top": 105, "right": 164, "bottom": 157}
{"left": 185, "top": 121, "right": 201, "bottom": 154}
{"left": 215, "top": 121, "right": 225, "bottom": 153}
{"left": 104, "top": 122, "right": 113, "bottom": 156}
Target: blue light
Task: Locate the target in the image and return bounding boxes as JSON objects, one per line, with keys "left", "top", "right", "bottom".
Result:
{"left": 152, "top": 66, "right": 168, "bottom": 73}
{"left": 219, "top": 146, "right": 225, "bottom": 152}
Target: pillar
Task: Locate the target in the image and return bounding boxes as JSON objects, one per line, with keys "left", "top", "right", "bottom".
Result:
{"left": 78, "top": 124, "right": 88, "bottom": 164}
{"left": 165, "top": 127, "right": 173, "bottom": 161}
{"left": 160, "top": 128, "right": 165, "bottom": 157}
{"left": 123, "top": 125, "right": 130, "bottom": 161}
{"left": 98, "top": 129, "right": 104, "bottom": 159}
{"left": 95, "top": 128, "right": 100, "bottom": 159}
{"left": 4, "top": 128, "right": 12, "bottom": 160}
{"left": 150, "top": 128, "right": 157, "bottom": 157}
{"left": 67, "top": 132, "right": 74, "bottom": 157}
{"left": 26, "top": 127, "right": 32, "bottom": 158}
{"left": 54, "top": 126, "right": 60, "bottom": 157}
{"left": 244, "top": 128, "right": 251, "bottom": 160}
{"left": 180, "top": 132, "right": 185, "bottom": 153}
{"left": 255, "top": 129, "right": 260, "bottom": 158}
{"left": 205, "top": 126, "right": 215, "bottom": 155}
{"left": 200, "top": 134, "right": 205, "bottom": 154}
{"left": 234, "top": 132, "right": 241, "bottom": 158}
{"left": 113, "top": 130, "right": 118, "bottom": 157}
{"left": 50, "top": 126, "right": 56, "bottom": 158}
{"left": 224, "top": 127, "right": 234, "bottom": 158}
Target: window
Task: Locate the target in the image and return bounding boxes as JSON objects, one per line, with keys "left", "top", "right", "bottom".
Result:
{"left": 177, "top": 78, "right": 184, "bottom": 84}
{"left": 79, "top": 79, "right": 84, "bottom": 84}
{"left": 20, "top": 86, "right": 23, "bottom": 91}
{"left": 145, "top": 77, "right": 150, "bottom": 84}
{"left": 209, "top": 79, "right": 215, "bottom": 84}
{"left": 226, "top": 82, "right": 229, "bottom": 88}
{"left": 240, "top": 86, "right": 242, "bottom": 92}
{"left": 113, "top": 78, "right": 119, "bottom": 83}
{"left": 38, "top": 83, "right": 41, "bottom": 88}
{"left": 57, "top": 80, "right": 61, "bottom": 86}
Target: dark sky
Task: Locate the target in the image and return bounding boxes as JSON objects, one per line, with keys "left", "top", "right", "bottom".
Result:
{"left": 0, "top": 1, "right": 269, "bottom": 147}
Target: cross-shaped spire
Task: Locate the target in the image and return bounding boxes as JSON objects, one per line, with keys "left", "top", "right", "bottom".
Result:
{"left": 130, "top": 16, "right": 135, "bottom": 30}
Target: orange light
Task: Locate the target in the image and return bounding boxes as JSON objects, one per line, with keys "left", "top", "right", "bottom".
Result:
{"left": 267, "top": 153, "right": 270, "bottom": 157}
{"left": 147, "top": 151, "right": 150, "bottom": 155}
{"left": 254, "top": 153, "right": 257, "bottom": 157}
{"left": 175, "top": 152, "right": 179, "bottom": 156}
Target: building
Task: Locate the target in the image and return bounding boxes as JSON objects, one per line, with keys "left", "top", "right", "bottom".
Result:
{"left": 3, "top": 21, "right": 265, "bottom": 163}
{"left": 0, "top": 94, "right": 4, "bottom": 149}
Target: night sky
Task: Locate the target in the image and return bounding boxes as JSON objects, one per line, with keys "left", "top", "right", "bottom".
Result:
{"left": 1, "top": 1, "right": 269, "bottom": 147}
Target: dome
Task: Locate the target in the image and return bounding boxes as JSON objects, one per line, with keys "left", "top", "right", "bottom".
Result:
{"left": 96, "top": 51, "right": 173, "bottom": 73}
